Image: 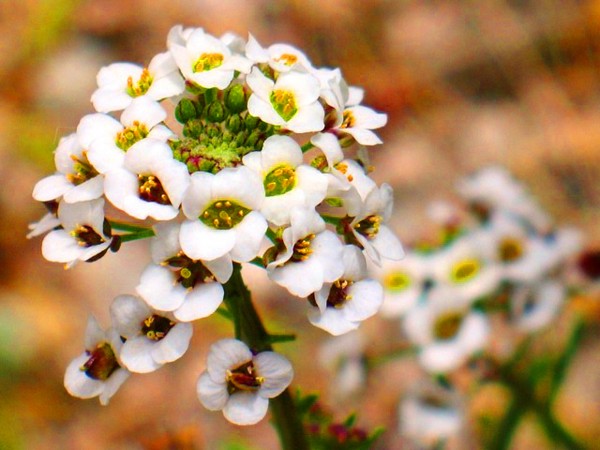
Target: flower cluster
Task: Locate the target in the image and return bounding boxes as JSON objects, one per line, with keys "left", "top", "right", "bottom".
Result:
{"left": 29, "top": 25, "right": 402, "bottom": 426}
{"left": 375, "top": 166, "right": 582, "bottom": 375}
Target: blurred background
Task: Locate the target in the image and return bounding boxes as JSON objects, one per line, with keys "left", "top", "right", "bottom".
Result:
{"left": 1, "top": 0, "right": 600, "bottom": 448}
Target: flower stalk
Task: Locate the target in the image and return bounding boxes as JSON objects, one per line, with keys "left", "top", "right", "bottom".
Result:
{"left": 223, "top": 263, "right": 309, "bottom": 450}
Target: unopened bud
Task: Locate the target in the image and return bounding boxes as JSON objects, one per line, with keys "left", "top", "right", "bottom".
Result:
{"left": 226, "top": 114, "right": 242, "bottom": 133}
{"left": 175, "top": 98, "right": 198, "bottom": 123}
{"left": 244, "top": 114, "right": 259, "bottom": 130}
{"left": 206, "top": 101, "right": 225, "bottom": 123}
{"left": 225, "top": 84, "right": 247, "bottom": 113}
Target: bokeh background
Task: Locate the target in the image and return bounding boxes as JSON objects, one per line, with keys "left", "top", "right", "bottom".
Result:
{"left": 1, "top": 0, "right": 600, "bottom": 448}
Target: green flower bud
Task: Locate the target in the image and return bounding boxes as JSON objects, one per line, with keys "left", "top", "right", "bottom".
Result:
{"left": 175, "top": 98, "right": 198, "bottom": 124}
{"left": 225, "top": 84, "right": 247, "bottom": 113}
{"left": 244, "top": 114, "right": 259, "bottom": 130}
{"left": 183, "top": 119, "right": 204, "bottom": 138}
{"left": 226, "top": 114, "right": 242, "bottom": 133}
{"left": 245, "top": 129, "right": 262, "bottom": 149}
{"left": 206, "top": 101, "right": 225, "bottom": 123}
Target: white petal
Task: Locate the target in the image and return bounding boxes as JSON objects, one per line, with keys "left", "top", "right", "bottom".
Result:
{"left": 32, "top": 174, "right": 72, "bottom": 202}
{"left": 343, "top": 128, "right": 382, "bottom": 146}
{"left": 121, "top": 96, "right": 167, "bottom": 128}
{"left": 180, "top": 220, "right": 236, "bottom": 261}
{"left": 253, "top": 352, "right": 293, "bottom": 398}
{"left": 110, "top": 294, "right": 151, "bottom": 337}
{"left": 204, "top": 255, "right": 233, "bottom": 284}
{"left": 230, "top": 212, "right": 268, "bottom": 262}
{"left": 41, "top": 230, "right": 85, "bottom": 263}
{"left": 84, "top": 315, "right": 105, "bottom": 349}
{"left": 247, "top": 94, "right": 285, "bottom": 126}
{"left": 223, "top": 392, "right": 269, "bottom": 425}
{"left": 151, "top": 322, "right": 193, "bottom": 364}
{"left": 77, "top": 113, "right": 122, "bottom": 149}
{"left": 270, "top": 258, "right": 323, "bottom": 298}
{"left": 285, "top": 102, "right": 324, "bottom": 133}
{"left": 343, "top": 279, "right": 383, "bottom": 321}
{"left": 99, "top": 368, "right": 130, "bottom": 405}
{"left": 419, "top": 343, "right": 466, "bottom": 374}
{"left": 197, "top": 371, "right": 229, "bottom": 410}
{"left": 63, "top": 176, "right": 105, "bottom": 203}
{"left": 307, "top": 306, "right": 359, "bottom": 336}
{"left": 260, "top": 135, "right": 303, "bottom": 169}
{"left": 206, "top": 339, "right": 252, "bottom": 383}
{"left": 120, "top": 336, "right": 163, "bottom": 373}
{"left": 64, "top": 353, "right": 104, "bottom": 399}
{"left": 136, "top": 264, "right": 186, "bottom": 311}
{"left": 246, "top": 67, "right": 274, "bottom": 101}
{"left": 174, "top": 282, "right": 224, "bottom": 321}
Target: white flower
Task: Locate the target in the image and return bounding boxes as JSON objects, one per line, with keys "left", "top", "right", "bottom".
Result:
{"left": 373, "top": 251, "right": 428, "bottom": 318}
{"left": 136, "top": 222, "right": 231, "bottom": 322}
{"left": 476, "top": 212, "right": 551, "bottom": 284}
{"left": 103, "top": 139, "right": 189, "bottom": 221}
{"left": 267, "top": 207, "right": 345, "bottom": 298}
{"left": 332, "top": 105, "right": 387, "bottom": 146}
{"left": 399, "top": 381, "right": 464, "bottom": 447}
{"left": 539, "top": 227, "right": 583, "bottom": 275}
{"left": 91, "top": 52, "right": 185, "bottom": 113}
{"left": 314, "top": 67, "right": 349, "bottom": 112}
{"left": 110, "top": 294, "right": 193, "bottom": 373}
{"left": 307, "top": 245, "right": 383, "bottom": 335}
{"left": 41, "top": 198, "right": 112, "bottom": 267}
{"left": 170, "top": 28, "right": 252, "bottom": 89}
{"left": 64, "top": 316, "right": 130, "bottom": 405}
{"left": 429, "top": 234, "right": 500, "bottom": 301}
{"left": 318, "top": 330, "right": 366, "bottom": 399}
{"left": 350, "top": 183, "right": 404, "bottom": 265}
{"left": 511, "top": 279, "right": 565, "bottom": 332}
{"left": 27, "top": 210, "right": 60, "bottom": 239}
{"left": 242, "top": 135, "right": 328, "bottom": 226}
{"left": 196, "top": 339, "right": 293, "bottom": 426}
{"left": 32, "top": 133, "right": 104, "bottom": 204}
{"left": 246, "top": 67, "right": 324, "bottom": 133}
{"left": 457, "top": 166, "right": 552, "bottom": 232}
{"left": 245, "top": 34, "right": 313, "bottom": 73}
{"left": 402, "top": 286, "right": 490, "bottom": 374}
{"left": 180, "top": 166, "right": 267, "bottom": 262}
{"left": 80, "top": 97, "right": 173, "bottom": 174}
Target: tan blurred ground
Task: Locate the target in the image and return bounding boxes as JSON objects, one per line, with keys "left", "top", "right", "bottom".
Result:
{"left": 1, "top": 0, "right": 600, "bottom": 449}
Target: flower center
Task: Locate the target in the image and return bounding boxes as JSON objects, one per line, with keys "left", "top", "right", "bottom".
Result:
{"left": 326, "top": 279, "right": 354, "bottom": 308}
{"left": 193, "top": 53, "right": 224, "bottom": 72}
{"left": 264, "top": 164, "right": 296, "bottom": 197}
{"left": 80, "top": 342, "right": 120, "bottom": 381}
{"left": 270, "top": 89, "right": 298, "bottom": 121}
{"left": 138, "top": 175, "right": 171, "bottom": 205}
{"left": 341, "top": 110, "right": 356, "bottom": 129}
{"left": 450, "top": 258, "right": 481, "bottom": 283}
{"left": 274, "top": 53, "right": 298, "bottom": 66}
{"left": 126, "top": 68, "right": 153, "bottom": 97}
{"left": 498, "top": 237, "right": 524, "bottom": 262}
{"left": 226, "top": 360, "right": 264, "bottom": 394}
{"left": 384, "top": 271, "right": 411, "bottom": 292}
{"left": 354, "top": 215, "right": 381, "bottom": 240}
{"left": 163, "top": 251, "right": 216, "bottom": 289}
{"left": 292, "top": 233, "right": 315, "bottom": 262}
{"left": 71, "top": 225, "right": 106, "bottom": 247}
{"left": 433, "top": 311, "right": 464, "bottom": 340}
{"left": 141, "top": 314, "right": 175, "bottom": 341}
{"left": 67, "top": 153, "right": 99, "bottom": 186}
{"left": 200, "top": 200, "right": 250, "bottom": 230}
{"left": 116, "top": 121, "right": 149, "bottom": 151}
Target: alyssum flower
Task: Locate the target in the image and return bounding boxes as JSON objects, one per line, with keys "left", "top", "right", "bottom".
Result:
{"left": 197, "top": 339, "right": 293, "bottom": 425}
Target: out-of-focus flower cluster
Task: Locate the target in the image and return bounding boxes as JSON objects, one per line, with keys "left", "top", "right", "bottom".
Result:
{"left": 319, "top": 166, "right": 585, "bottom": 447}
{"left": 28, "top": 25, "right": 402, "bottom": 427}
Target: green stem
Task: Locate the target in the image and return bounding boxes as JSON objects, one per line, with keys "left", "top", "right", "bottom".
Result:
{"left": 301, "top": 142, "right": 314, "bottom": 153}
{"left": 223, "top": 263, "right": 309, "bottom": 450}
{"left": 488, "top": 398, "right": 525, "bottom": 450}
{"left": 108, "top": 221, "right": 152, "bottom": 233}
{"left": 549, "top": 320, "right": 585, "bottom": 404}
{"left": 118, "top": 229, "right": 155, "bottom": 242}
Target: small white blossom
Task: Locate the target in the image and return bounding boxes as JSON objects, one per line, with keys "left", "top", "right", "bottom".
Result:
{"left": 32, "top": 133, "right": 104, "bottom": 204}
{"left": 170, "top": 28, "right": 252, "bottom": 89}
{"left": 247, "top": 67, "right": 324, "bottom": 133}
{"left": 245, "top": 34, "right": 313, "bottom": 73}
{"left": 197, "top": 339, "right": 293, "bottom": 425}
{"left": 110, "top": 294, "right": 193, "bottom": 373}
{"left": 332, "top": 105, "right": 387, "bottom": 146}
{"left": 81, "top": 97, "right": 173, "bottom": 174}
{"left": 373, "top": 251, "right": 428, "bottom": 318}
{"left": 307, "top": 245, "right": 383, "bottom": 335}
{"left": 91, "top": 52, "right": 185, "bottom": 113}
{"left": 511, "top": 279, "right": 565, "bottom": 332}
{"left": 267, "top": 207, "right": 345, "bottom": 298}
{"left": 103, "top": 139, "right": 189, "bottom": 221}
{"left": 64, "top": 316, "right": 130, "bottom": 405}
{"left": 403, "top": 286, "right": 490, "bottom": 374}
{"left": 180, "top": 166, "right": 267, "bottom": 262}
{"left": 350, "top": 183, "right": 404, "bottom": 265}
{"left": 242, "top": 135, "right": 328, "bottom": 226}
{"left": 399, "top": 381, "right": 464, "bottom": 447}
{"left": 41, "top": 198, "right": 112, "bottom": 267}
{"left": 136, "top": 222, "right": 231, "bottom": 321}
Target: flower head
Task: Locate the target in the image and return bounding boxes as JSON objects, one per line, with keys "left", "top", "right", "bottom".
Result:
{"left": 197, "top": 339, "right": 293, "bottom": 425}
